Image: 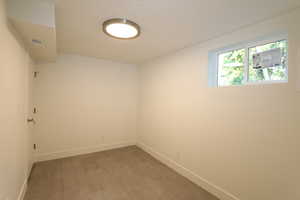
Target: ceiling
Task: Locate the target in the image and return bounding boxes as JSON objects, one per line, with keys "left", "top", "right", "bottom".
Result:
{"left": 11, "top": 19, "right": 57, "bottom": 62}
{"left": 8, "top": 0, "right": 57, "bottom": 62}
{"left": 10, "top": 0, "right": 300, "bottom": 64}
{"left": 55, "top": 0, "right": 300, "bottom": 64}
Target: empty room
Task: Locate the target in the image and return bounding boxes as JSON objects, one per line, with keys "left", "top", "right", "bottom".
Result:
{"left": 1, "top": 0, "right": 300, "bottom": 200}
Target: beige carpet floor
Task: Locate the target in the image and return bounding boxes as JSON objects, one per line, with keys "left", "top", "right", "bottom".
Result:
{"left": 24, "top": 146, "right": 219, "bottom": 200}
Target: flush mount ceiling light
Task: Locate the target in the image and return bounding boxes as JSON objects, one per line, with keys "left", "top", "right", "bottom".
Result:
{"left": 103, "top": 18, "right": 140, "bottom": 39}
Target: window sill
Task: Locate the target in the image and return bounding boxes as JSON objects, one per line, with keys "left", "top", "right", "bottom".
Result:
{"left": 217, "top": 80, "right": 288, "bottom": 88}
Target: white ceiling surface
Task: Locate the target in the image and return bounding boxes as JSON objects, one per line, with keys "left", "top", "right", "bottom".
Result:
{"left": 8, "top": 0, "right": 57, "bottom": 62}
{"left": 11, "top": 19, "right": 57, "bottom": 62}
{"left": 56, "top": 0, "right": 300, "bottom": 64}
{"left": 8, "top": 0, "right": 56, "bottom": 27}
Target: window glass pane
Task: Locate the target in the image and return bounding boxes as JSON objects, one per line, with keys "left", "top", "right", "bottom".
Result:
{"left": 218, "top": 49, "right": 245, "bottom": 86}
{"left": 248, "top": 40, "right": 287, "bottom": 82}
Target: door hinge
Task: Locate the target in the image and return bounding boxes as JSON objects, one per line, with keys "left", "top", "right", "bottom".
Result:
{"left": 33, "top": 144, "right": 37, "bottom": 150}
{"left": 33, "top": 71, "right": 39, "bottom": 78}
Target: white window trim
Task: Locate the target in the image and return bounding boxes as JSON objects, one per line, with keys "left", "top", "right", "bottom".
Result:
{"left": 208, "top": 33, "right": 288, "bottom": 87}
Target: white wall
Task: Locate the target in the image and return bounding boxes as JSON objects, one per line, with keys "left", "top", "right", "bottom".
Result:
{"left": 1, "top": 1, "right": 298, "bottom": 200}
{"left": 138, "top": 9, "right": 300, "bottom": 200}
{"left": 34, "top": 54, "right": 138, "bottom": 161}
{"left": 297, "top": 38, "right": 300, "bottom": 91}
{"left": 0, "top": 0, "right": 34, "bottom": 200}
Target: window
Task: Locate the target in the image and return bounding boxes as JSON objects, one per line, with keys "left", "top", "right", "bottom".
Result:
{"left": 218, "top": 48, "right": 245, "bottom": 86}
{"left": 209, "top": 35, "right": 288, "bottom": 87}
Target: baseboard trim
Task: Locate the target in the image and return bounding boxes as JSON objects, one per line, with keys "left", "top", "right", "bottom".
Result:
{"left": 36, "top": 141, "right": 136, "bottom": 162}
{"left": 17, "top": 160, "right": 35, "bottom": 200}
{"left": 137, "top": 142, "right": 240, "bottom": 200}
{"left": 17, "top": 178, "right": 28, "bottom": 200}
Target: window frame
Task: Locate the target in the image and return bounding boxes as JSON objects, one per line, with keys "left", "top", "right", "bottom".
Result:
{"left": 208, "top": 33, "right": 288, "bottom": 87}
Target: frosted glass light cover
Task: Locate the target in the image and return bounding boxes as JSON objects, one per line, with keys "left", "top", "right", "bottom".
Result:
{"left": 106, "top": 23, "right": 138, "bottom": 39}
{"left": 103, "top": 19, "right": 140, "bottom": 39}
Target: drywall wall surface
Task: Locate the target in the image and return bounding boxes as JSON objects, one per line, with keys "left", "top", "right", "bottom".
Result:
{"left": 297, "top": 28, "right": 300, "bottom": 91}
{"left": 138, "top": 9, "right": 300, "bottom": 200}
{"left": 34, "top": 54, "right": 138, "bottom": 160}
{"left": 0, "top": 0, "right": 34, "bottom": 199}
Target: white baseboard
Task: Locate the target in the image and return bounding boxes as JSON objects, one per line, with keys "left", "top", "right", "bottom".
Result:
{"left": 17, "top": 142, "right": 135, "bottom": 199}
{"left": 17, "top": 178, "right": 27, "bottom": 200}
{"left": 137, "top": 142, "right": 240, "bottom": 200}
{"left": 17, "top": 160, "right": 35, "bottom": 200}
{"left": 36, "top": 141, "right": 136, "bottom": 162}
{"left": 31, "top": 141, "right": 239, "bottom": 200}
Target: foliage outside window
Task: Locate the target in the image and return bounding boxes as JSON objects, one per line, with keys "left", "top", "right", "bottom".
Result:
{"left": 217, "top": 39, "right": 288, "bottom": 87}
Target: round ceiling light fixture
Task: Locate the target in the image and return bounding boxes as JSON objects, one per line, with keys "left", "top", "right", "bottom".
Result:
{"left": 103, "top": 18, "right": 140, "bottom": 39}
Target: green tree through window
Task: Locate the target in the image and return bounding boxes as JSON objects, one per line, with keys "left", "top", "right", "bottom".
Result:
{"left": 217, "top": 39, "right": 287, "bottom": 87}
{"left": 218, "top": 49, "right": 245, "bottom": 86}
